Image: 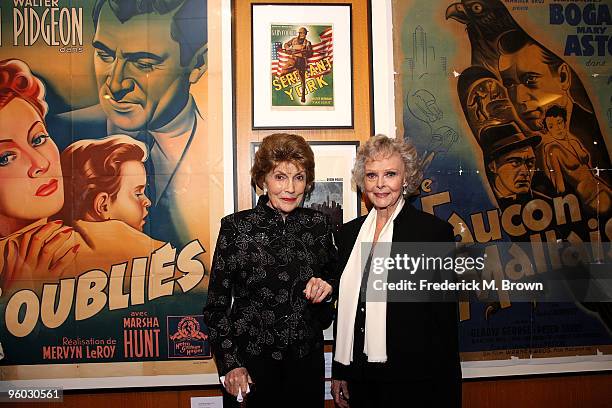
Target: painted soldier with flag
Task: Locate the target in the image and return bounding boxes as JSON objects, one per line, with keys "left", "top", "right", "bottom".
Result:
{"left": 271, "top": 25, "right": 334, "bottom": 106}
{"left": 281, "top": 27, "right": 313, "bottom": 102}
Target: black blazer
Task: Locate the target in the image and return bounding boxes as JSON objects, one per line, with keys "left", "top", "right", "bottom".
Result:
{"left": 332, "top": 202, "right": 461, "bottom": 383}
{"left": 204, "top": 196, "right": 338, "bottom": 375}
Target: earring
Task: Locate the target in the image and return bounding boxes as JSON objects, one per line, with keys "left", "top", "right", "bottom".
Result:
{"left": 402, "top": 183, "right": 408, "bottom": 195}
{"left": 263, "top": 184, "right": 268, "bottom": 194}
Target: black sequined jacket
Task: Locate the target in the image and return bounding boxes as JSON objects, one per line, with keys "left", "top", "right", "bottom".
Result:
{"left": 203, "top": 195, "right": 339, "bottom": 375}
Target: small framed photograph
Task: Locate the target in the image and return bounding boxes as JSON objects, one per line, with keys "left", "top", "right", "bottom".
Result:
{"left": 251, "top": 141, "right": 360, "bottom": 230}
{"left": 251, "top": 4, "right": 353, "bottom": 129}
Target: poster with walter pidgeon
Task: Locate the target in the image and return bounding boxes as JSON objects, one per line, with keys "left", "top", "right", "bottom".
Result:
{"left": 391, "top": 0, "right": 612, "bottom": 370}
{"left": 0, "top": 0, "right": 219, "bottom": 386}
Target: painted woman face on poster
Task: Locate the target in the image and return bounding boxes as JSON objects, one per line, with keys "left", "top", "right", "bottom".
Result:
{"left": 0, "top": 87, "right": 64, "bottom": 226}
{"left": 0, "top": 60, "right": 74, "bottom": 286}
{"left": 388, "top": 0, "right": 612, "bottom": 373}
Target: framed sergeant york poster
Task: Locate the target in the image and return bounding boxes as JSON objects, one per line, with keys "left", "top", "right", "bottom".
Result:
{"left": 0, "top": 0, "right": 229, "bottom": 389}
{"left": 252, "top": 3, "right": 353, "bottom": 129}
{"left": 371, "top": 0, "right": 612, "bottom": 377}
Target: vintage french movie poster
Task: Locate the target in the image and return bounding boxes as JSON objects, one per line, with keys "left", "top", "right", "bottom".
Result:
{"left": 270, "top": 24, "right": 334, "bottom": 107}
{"left": 0, "top": 0, "right": 219, "bottom": 385}
{"left": 391, "top": 0, "right": 612, "bottom": 368}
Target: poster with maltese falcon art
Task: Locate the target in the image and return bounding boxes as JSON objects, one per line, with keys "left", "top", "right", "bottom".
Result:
{"left": 390, "top": 0, "right": 611, "bottom": 373}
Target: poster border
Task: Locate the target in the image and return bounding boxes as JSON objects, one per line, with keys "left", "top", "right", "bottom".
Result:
{"left": 0, "top": 0, "right": 232, "bottom": 389}
{"left": 251, "top": 3, "right": 354, "bottom": 129}
{"left": 369, "top": 0, "right": 395, "bottom": 137}
{"left": 370, "top": 0, "right": 612, "bottom": 379}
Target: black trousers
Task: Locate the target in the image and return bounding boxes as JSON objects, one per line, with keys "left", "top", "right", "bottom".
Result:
{"left": 222, "top": 349, "right": 325, "bottom": 408}
{"left": 347, "top": 376, "right": 461, "bottom": 408}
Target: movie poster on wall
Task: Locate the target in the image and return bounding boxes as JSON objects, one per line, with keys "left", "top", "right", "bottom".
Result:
{"left": 389, "top": 0, "right": 612, "bottom": 371}
{"left": 0, "top": 0, "right": 220, "bottom": 387}
{"left": 252, "top": 4, "right": 353, "bottom": 128}
{"left": 270, "top": 24, "right": 334, "bottom": 108}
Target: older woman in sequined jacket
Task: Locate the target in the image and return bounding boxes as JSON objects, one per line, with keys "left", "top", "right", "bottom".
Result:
{"left": 204, "top": 133, "right": 338, "bottom": 408}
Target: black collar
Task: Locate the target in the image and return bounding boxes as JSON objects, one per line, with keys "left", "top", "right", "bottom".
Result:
{"left": 256, "top": 194, "right": 302, "bottom": 221}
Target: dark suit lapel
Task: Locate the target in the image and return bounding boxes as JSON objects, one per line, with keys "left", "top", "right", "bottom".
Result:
{"left": 392, "top": 202, "right": 420, "bottom": 242}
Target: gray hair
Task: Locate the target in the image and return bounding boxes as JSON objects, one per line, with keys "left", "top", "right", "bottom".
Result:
{"left": 352, "top": 135, "right": 422, "bottom": 196}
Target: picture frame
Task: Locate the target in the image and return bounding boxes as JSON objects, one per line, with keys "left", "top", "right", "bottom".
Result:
{"left": 250, "top": 141, "right": 360, "bottom": 230}
{"left": 251, "top": 4, "right": 353, "bottom": 129}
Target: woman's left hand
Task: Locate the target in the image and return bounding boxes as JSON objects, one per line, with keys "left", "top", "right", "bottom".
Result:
{"left": 304, "top": 277, "right": 332, "bottom": 303}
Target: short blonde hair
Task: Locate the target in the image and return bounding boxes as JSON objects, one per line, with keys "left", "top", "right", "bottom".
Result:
{"left": 352, "top": 135, "right": 422, "bottom": 195}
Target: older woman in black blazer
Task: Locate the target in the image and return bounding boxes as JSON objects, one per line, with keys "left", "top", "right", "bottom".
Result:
{"left": 331, "top": 135, "right": 461, "bottom": 408}
{"left": 204, "top": 133, "right": 338, "bottom": 408}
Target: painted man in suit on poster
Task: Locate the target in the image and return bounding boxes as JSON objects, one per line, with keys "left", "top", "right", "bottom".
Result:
{"left": 48, "top": 0, "right": 208, "bottom": 247}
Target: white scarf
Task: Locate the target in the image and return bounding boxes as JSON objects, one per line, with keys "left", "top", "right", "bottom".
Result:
{"left": 334, "top": 197, "right": 405, "bottom": 365}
